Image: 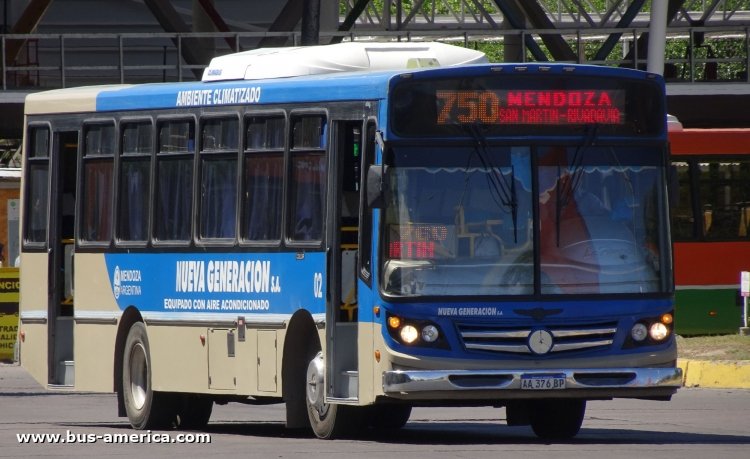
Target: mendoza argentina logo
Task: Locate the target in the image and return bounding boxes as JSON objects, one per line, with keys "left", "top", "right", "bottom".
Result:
{"left": 112, "top": 265, "right": 143, "bottom": 299}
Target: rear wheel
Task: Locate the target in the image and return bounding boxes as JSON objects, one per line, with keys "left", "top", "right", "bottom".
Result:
{"left": 305, "top": 349, "right": 361, "bottom": 439}
{"left": 529, "top": 399, "right": 586, "bottom": 440}
{"left": 122, "top": 322, "right": 176, "bottom": 429}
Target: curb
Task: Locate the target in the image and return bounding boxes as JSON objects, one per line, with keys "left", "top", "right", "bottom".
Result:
{"left": 677, "top": 358, "right": 750, "bottom": 389}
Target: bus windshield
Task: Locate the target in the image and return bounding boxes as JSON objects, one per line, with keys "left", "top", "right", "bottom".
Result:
{"left": 381, "top": 144, "right": 667, "bottom": 297}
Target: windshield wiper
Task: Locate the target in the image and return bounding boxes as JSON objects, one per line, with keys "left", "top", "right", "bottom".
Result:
{"left": 555, "top": 124, "right": 599, "bottom": 246}
{"left": 464, "top": 123, "right": 519, "bottom": 243}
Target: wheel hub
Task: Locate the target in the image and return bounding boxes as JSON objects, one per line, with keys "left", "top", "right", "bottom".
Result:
{"left": 306, "top": 351, "right": 328, "bottom": 417}
{"left": 129, "top": 343, "right": 148, "bottom": 410}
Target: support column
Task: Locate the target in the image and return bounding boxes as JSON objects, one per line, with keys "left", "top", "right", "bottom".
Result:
{"left": 301, "top": 0, "right": 320, "bottom": 46}
{"left": 503, "top": 23, "right": 523, "bottom": 63}
{"left": 647, "top": 0, "right": 669, "bottom": 75}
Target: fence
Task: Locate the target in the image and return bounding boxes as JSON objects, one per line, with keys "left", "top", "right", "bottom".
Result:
{"left": 1, "top": 26, "right": 749, "bottom": 90}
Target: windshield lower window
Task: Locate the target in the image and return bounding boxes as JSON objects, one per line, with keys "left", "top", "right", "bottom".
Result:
{"left": 381, "top": 144, "right": 667, "bottom": 297}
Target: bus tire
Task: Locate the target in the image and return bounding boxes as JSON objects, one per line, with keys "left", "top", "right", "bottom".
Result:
{"left": 305, "top": 349, "right": 361, "bottom": 439}
{"left": 367, "top": 404, "right": 412, "bottom": 430}
{"left": 122, "top": 321, "right": 175, "bottom": 430}
{"left": 176, "top": 394, "right": 213, "bottom": 430}
{"left": 529, "top": 399, "right": 586, "bottom": 440}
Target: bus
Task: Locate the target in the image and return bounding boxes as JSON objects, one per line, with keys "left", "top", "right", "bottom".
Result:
{"left": 670, "top": 127, "right": 750, "bottom": 335}
{"left": 18, "top": 42, "right": 681, "bottom": 440}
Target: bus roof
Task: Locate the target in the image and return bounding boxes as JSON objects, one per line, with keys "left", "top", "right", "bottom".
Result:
{"left": 25, "top": 61, "right": 663, "bottom": 117}
{"left": 24, "top": 70, "right": 396, "bottom": 116}
{"left": 25, "top": 84, "right": 134, "bottom": 116}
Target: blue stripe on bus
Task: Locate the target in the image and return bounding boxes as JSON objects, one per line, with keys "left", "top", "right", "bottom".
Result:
{"left": 104, "top": 252, "right": 326, "bottom": 315}
{"left": 95, "top": 72, "right": 393, "bottom": 112}
{"left": 95, "top": 63, "right": 660, "bottom": 113}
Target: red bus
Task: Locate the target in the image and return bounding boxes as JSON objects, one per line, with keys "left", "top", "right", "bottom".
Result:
{"left": 670, "top": 127, "right": 750, "bottom": 334}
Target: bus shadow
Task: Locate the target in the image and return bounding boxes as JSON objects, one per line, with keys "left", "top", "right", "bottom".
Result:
{"left": 64, "top": 421, "right": 302, "bottom": 439}
{"left": 63, "top": 421, "right": 750, "bottom": 446}
{"left": 371, "top": 422, "right": 750, "bottom": 446}
{"left": 0, "top": 391, "right": 106, "bottom": 398}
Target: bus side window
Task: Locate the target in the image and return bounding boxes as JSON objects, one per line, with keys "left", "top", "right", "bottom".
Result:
{"left": 288, "top": 115, "right": 327, "bottom": 242}
{"left": 118, "top": 121, "right": 152, "bottom": 242}
{"left": 242, "top": 115, "right": 285, "bottom": 242}
{"left": 341, "top": 123, "right": 361, "bottom": 227}
{"left": 359, "top": 121, "right": 376, "bottom": 283}
{"left": 670, "top": 160, "right": 696, "bottom": 241}
{"left": 155, "top": 119, "right": 195, "bottom": 242}
{"left": 693, "top": 159, "right": 750, "bottom": 241}
{"left": 199, "top": 117, "right": 239, "bottom": 240}
{"left": 24, "top": 126, "right": 50, "bottom": 245}
{"left": 80, "top": 122, "right": 115, "bottom": 243}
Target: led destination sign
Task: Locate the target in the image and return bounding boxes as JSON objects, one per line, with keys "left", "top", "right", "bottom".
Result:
{"left": 435, "top": 89, "right": 625, "bottom": 126}
{"left": 390, "top": 75, "right": 664, "bottom": 137}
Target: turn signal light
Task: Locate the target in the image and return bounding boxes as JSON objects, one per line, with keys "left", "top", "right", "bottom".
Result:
{"left": 660, "top": 313, "right": 673, "bottom": 325}
{"left": 388, "top": 316, "right": 401, "bottom": 329}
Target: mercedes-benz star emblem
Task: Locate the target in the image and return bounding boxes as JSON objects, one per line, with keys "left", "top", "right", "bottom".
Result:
{"left": 528, "top": 329, "right": 554, "bottom": 355}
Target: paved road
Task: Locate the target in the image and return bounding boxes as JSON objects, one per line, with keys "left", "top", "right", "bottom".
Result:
{"left": 1, "top": 363, "right": 749, "bottom": 458}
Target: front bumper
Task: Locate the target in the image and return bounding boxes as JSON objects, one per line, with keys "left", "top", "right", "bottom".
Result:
{"left": 383, "top": 367, "right": 682, "bottom": 400}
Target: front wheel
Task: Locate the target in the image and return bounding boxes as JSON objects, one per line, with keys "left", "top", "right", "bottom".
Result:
{"left": 122, "top": 322, "right": 175, "bottom": 429}
{"left": 305, "top": 350, "right": 361, "bottom": 439}
{"left": 529, "top": 399, "right": 586, "bottom": 440}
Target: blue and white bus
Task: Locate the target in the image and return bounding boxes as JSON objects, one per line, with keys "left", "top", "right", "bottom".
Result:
{"left": 18, "top": 42, "right": 681, "bottom": 440}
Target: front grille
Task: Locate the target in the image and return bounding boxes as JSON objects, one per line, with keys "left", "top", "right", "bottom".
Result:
{"left": 457, "top": 321, "right": 618, "bottom": 355}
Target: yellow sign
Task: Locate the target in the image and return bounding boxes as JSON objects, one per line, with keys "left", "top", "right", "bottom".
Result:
{"left": 0, "top": 268, "right": 19, "bottom": 362}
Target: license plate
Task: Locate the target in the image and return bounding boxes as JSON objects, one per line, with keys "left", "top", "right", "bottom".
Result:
{"left": 520, "top": 374, "right": 566, "bottom": 390}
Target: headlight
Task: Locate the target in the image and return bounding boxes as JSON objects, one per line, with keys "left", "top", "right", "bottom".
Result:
{"left": 630, "top": 323, "right": 648, "bottom": 342}
{"left": 399, "top": 325, "right": 419, "bottom": 344}
{"left": 386, "top": 314, "right": 447, "bottom": 348}
{"left": 649, "top": 322, "right": 670, "bottom": 341}
{"left": 421, "top": 325, "right": 439, "bottom": 343}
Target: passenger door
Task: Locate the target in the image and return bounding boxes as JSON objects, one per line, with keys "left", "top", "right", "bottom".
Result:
{"left": 48, "top": 130, "right": 78, "bottom": 386}
{"left": 325, "top": 120, "right": 364, "bottom": 401}
{"left": 19, "top": 127, "right": 77, "bottom": 387}
{"left": 326, "top": 119, "right": 377, "bottom": 402}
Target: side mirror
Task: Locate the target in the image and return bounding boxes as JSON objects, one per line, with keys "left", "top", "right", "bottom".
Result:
{"left": 366, "top": 164, "right": 388, "bottom": 209}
